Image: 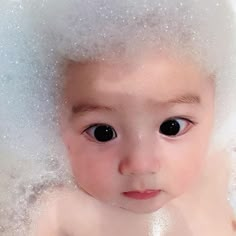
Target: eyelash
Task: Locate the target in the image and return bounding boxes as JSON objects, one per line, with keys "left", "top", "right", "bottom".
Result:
{"left": 82, "top": 117, "right": 196, "bottom": 129}
{"left": 160, "top": 117, "right": 196, "bottom": 137}
{"left": 82, "top": 123, "right": 117, "bottom": 143}
{"left": 171, "top": 117, "right": 196, "bottom": 125}
{"left": 81, "top": 116, "right": 197, "bottom": 142}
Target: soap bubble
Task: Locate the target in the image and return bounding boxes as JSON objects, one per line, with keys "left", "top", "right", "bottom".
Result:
{"left": 1, "top": 0, "right": 236, "bottom": 235}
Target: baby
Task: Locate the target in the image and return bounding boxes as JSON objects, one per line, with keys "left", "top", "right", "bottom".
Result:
{"left": 32, "top": 52, "right": 236, "bottom": 236}
{"left": 1, "top": 0, "right": 236, "bottom": 235}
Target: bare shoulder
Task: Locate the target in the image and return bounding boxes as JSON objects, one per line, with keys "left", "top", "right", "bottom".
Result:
{"left": 30, "top": 187, "right": 97, "bottom": 236}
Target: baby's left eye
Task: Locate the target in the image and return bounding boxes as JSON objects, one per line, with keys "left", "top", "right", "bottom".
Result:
{"left": 159, "top": 118, "right": 192, "bottom": 137}
{"left": 84, "top": 124, "right": 117, "bottom": 142}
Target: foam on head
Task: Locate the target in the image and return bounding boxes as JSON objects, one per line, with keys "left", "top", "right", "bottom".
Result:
{"left": 26, "top": 0, "right": 236, "bottom": 148}
{"left": 1, "top": 0, "right": 236, "bottom": 235}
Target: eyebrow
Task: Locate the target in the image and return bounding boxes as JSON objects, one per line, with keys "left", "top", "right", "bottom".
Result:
{"left": 165, "top": 94, "right": 201, "bottom": 104}
{"left": 71, "top": 94, "right": 201, "bottom": 115}
{"left": 72, "top": 103, "right": 115, "bottom": 114}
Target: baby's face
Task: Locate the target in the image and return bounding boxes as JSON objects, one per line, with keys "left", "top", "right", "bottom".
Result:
{"left": 61, "top": 53, "right": 214, "bottom": 213}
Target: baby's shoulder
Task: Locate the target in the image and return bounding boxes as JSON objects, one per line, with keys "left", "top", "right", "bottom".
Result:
{"left": 31, "top": 187, "right": 98, "bottom": 236}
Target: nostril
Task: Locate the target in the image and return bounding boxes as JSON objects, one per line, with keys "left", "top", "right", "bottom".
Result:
{"left": 118, "top": 159, "right": 158, "bottom": 176}
{"left": 118, "top": 148, "right": 160, "bottom": 175}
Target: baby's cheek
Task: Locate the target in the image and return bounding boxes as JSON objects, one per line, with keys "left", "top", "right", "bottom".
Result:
{"left": 167, "top": 155, "right": 204, "bottom": 195}
{"left": 62, "top": 129, "right": 81, "bottom": 155}
{"left": 77, "top": 164, "right": 116, "bottom": 200}
{"left": 69, "top": 147, "right": 117, "bottom": 197}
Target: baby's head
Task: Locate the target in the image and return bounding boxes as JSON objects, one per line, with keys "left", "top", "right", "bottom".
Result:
{"left": 60, "top": 51, "right": 215, "bottom": 213}
{"left": 25, "top": 0, "right": 236, "bottom": 213}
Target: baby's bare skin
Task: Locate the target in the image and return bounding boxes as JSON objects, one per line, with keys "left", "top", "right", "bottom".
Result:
{"left": 165, "top": 150, "right": 236, "bottom": 236}
{"left": 31, "top": 52, "right": 236, "bottom": 236}
{"left": 31, "top": 151, "right": 236, "bottom": 236}
{"left": 32, "top": 188, "right": 151, "bottom": 236}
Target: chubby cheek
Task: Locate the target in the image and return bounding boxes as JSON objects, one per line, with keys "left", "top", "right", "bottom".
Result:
{"left": 164, "top": 120, "right": 213, "bottom": 196}
{"left": 164, "top": 144, "right": 207, "bottom": 196}
{"left": 63, "top": 130, "right": 118, "bottom": 198}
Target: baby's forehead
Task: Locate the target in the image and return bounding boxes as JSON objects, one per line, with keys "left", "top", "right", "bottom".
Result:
{"left": 65, "top": 51, "right": 206, "bottom": 80}
{"left": 63, "top": 53, "right": 213, "bottom": 108}
{"left": 66, "top": 52, "right": 209, "bottom": 87}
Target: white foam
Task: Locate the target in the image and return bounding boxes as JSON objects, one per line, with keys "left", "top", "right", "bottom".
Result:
{"left": 24, "top": 0, "right": 236, "bottom": 146}
{"left": 1, "top": 0, "right": 236, "bottom": 235}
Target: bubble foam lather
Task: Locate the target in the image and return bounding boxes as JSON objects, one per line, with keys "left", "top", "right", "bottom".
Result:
{"left": 1, "top": 0, "right": 236, "bottom": 235}
{"left": 26, "top": 0, "right": 236, "bottom": 147}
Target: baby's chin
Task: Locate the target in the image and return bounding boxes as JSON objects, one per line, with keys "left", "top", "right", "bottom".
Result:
{"left": 119, "top": 205, "right": 162, "bottom": 214}
{"left": 78, "top": 186, "right": 174, "bottom": 214}
{"left": 104, "top": 192, "right": 174, "bottom": 214}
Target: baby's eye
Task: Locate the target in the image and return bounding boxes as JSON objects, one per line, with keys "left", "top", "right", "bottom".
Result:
{"left": 84, "top": 124, "right": 117, "bottom": 142}
{"left": 159, "top": 118, "right": 192, "bottom": 137}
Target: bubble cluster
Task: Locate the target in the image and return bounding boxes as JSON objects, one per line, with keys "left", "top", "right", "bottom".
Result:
{"left": 1, "top": 0, "right": 236, "bottom": 235}
{"left": 0, "top": 1, "right": 72, "bottom": 234}
{"left": 24, "top": 0, "right": 236, "bottom": 147}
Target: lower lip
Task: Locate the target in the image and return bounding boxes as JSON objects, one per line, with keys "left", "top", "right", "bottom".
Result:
{"left": 122, "top": 190, "right": 160, "bottom": 200}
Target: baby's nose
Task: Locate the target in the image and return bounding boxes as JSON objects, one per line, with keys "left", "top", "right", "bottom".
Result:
{"left": 118, "top": 141, "right": 160, "bottom": 176}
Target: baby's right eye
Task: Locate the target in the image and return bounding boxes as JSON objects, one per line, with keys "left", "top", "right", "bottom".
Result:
{"left": 84, "top": 124, "right": 117, "bottom": 142}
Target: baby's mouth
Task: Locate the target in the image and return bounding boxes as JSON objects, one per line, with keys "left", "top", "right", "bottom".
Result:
{"left": 122, "top": 190, "right": 160, "bottom": 200}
